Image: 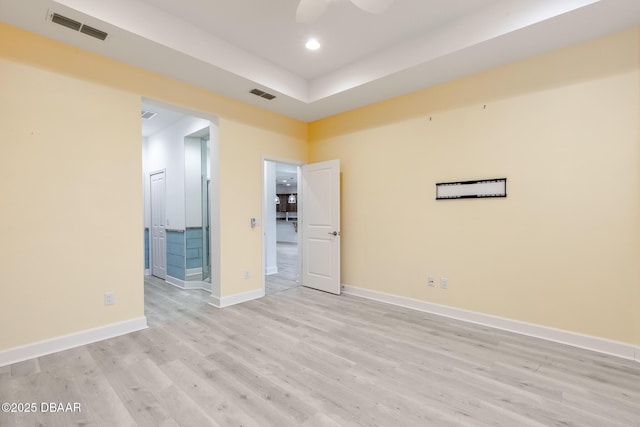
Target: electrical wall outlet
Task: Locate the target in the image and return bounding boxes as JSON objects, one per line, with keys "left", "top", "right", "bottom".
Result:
{"left": 440, "top": 278, "right": 448, "bottom": 289}
{"left": 428, "top": 276, "right": 435, "bottom": 287}
{"left": 104, "top": 292, "right": 115, "bottom": 305}
{"left": 244, "top": 270, "right": 251, "bottom": 279}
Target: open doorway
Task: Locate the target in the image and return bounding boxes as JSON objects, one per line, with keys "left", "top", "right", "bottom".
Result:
{"left": 264, "top": 160, "right": 301, "bottom": 295}
{"left": 142, "top": 99, "right": 221, "bottom": 304}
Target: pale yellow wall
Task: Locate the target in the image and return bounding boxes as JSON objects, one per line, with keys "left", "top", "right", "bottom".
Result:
{"left": 1, "top": 19, "right": 638, "bottom": 351}
{"left": 0, "top": 23, "right": 306, "bottom": 350}
{"left": 0, "top": 57, "right": 143, "bottom": 349}
{"left": 309, "top": 29, "right": 640, "bottom": 345}
{"left": 218, "top": 119, "right": 306, "bottom": 296}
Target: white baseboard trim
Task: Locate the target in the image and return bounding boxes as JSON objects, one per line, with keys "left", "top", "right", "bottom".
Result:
{"left": 168, "top": 278, "right": 211, "bottom": 292}
{"left": 342, "top": 285, "right": 639, "bottom": 363}
{"left": 166, "top": 276, "right": 186, "bottom": 289}
{"left": 265, "top": 266, "right": 278, "bottom": 275}
{"left": 194, "top": 281, "right": 212, "bottom": 292}
{"left": 187, "top": 267, "right": 203, "bottom": 276}
{"left": 144, "top": 269, "right": 150, "bottom": 276}
{"left": 0, "top": 316, "right": 148, "bottom": 367}
{"left": 209, "top": 288, "right": 265, "bottom": 308}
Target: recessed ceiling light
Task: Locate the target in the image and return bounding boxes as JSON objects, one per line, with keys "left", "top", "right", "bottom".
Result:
{"left": 305, "top": 38, "right": 320, "bottom": 51}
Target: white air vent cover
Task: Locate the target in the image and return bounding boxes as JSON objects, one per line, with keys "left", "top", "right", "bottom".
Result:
{"left": 141, "top": 111, "right": 157, "bottom": 120}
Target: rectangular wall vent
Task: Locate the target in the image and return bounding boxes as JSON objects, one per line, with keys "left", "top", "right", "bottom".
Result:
{"left": 141, "top": 111, "right": 158, "bottom": 120}
{"left": 250, "top": 88, "right": 276, "bottom": 100}
{"left": 48, "top": 11, "right": 108, "bottom": 41}
{"left": 80, "top": 25, "right": 108, "bottom": 41}
{"left": 51, "top": 13, "right": 81, "bottom": 31}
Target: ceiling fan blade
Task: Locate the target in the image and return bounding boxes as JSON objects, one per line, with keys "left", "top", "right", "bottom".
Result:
{"left": 349, "top": 0, "right": 394, "bottom": 14}
{"left": 296, "top": 0, "right": 330, "bottom": 24}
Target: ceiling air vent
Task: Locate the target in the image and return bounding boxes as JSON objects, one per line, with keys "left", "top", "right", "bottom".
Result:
{"left": 51, "top": 13, "right": 81, "bottom": 31}
{"left": 250, "top": 88, "right": 276, "bottom": 100}
{"left": 48, "top": 10, "right": 108, "bottom": 41}
{"left": 141, "top": 110, "right": 158, "bottom": 120}
{"left": 80, "top": 25, "right": 108, "bottom": 41}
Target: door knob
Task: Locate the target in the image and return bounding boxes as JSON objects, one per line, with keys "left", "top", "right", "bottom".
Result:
{"left": 328, "top": 231, "right": 341, "bottom": 236}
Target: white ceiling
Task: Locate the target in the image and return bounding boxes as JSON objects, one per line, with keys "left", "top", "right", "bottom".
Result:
{"left": 276, "top": 163, "right": 299, "bottom": 192}
{"left": 141, "top": 103, "right": 187, "bottom": 137}
{"left": 2, "top": 0, "right": 640, "bottom": 122}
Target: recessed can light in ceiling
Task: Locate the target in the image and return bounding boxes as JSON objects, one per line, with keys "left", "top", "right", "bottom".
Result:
{"left": 305, "top": 38, "right": 320, "bottom": 50}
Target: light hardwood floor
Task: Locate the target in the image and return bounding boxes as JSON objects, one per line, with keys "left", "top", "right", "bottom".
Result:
{"left": 1, "top": 277, "right": 640, "bottom": 426}
{"left": 265, "top": 242, "right": 299, "bottom": 295}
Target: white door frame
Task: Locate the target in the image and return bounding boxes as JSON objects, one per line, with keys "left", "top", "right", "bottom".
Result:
{"left": 141, "top": 98, "right": 221, "bottom": 307}
{"left": 261, "top": 157, "right": 304, "bottom": 294}
{"left": 149, "top": 169, "right": 167, "bottom": 279}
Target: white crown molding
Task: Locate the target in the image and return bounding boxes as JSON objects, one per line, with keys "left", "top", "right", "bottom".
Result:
{"left": 4, "top": 0, "right": 633, "bottom": 121}
{"left": 53, "top": 0, "right": 308, "bottom": 101}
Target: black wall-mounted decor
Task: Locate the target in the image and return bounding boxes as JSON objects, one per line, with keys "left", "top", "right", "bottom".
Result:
{"left": 436, "top": 178, "right": 507, "bottom": 200}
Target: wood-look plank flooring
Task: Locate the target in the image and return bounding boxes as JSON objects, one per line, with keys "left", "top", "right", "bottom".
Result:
{"left": 265, "top": 242, "right": 299, "bottom": 295}
{"left": 2, "top": 277, "right": 640, "bottom": 426}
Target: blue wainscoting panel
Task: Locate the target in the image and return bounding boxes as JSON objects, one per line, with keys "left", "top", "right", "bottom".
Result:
{"left": 166, "top": 230, "right": 185, "bottom": 280}
{"left": 186, "top": 228, "right": 203, "bottom": 270}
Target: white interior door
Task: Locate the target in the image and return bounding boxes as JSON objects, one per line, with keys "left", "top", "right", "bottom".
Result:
{"left": 301, "top": 159, "right": 340, "bottom": 294}
{"left": 150, "top": 171, "right": 167, "bottom": 279}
